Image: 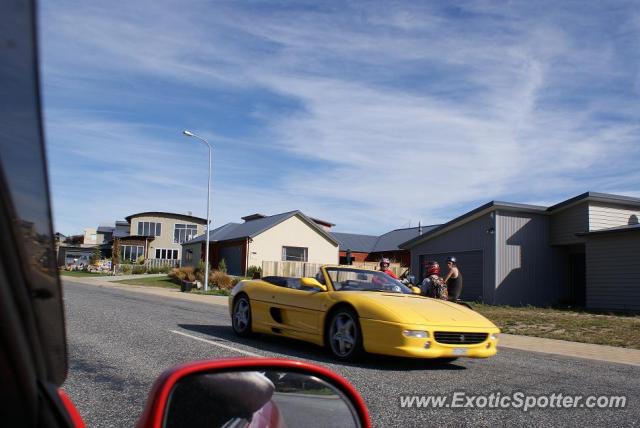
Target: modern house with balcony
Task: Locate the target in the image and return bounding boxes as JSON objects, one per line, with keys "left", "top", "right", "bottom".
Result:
{"left": 116, "top": 212, "right": 207, "bottom": 263}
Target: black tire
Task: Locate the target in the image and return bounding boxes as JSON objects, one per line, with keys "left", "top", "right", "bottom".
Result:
{"left": 326, "top": 307, "right": 363, "bottom": 361}
{"left": 232, "top": 294, "right": 252, "bottom": 337}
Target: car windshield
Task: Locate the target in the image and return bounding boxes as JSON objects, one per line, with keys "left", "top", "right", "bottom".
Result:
{"left": 324, "top": 267, "right": 413, "bottom": 294}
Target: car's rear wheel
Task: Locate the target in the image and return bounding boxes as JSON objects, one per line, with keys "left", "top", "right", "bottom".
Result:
{"left": 326, "top": 308, "right": 363, "bottom": 361}
{"left": 232, "top": 295, "right": 252, "bottom": 337}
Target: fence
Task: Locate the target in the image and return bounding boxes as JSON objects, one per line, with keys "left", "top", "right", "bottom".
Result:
{"left": 145, "top": 259, "right": 181, "bottom": 269}
{"left": 261, "top": 261, "right": 405, "bottom": 278}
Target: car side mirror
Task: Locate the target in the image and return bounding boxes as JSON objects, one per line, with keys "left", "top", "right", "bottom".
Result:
{"left": 300, "top": 277, "right": 327, "bottom": 291}
{"left": 136, "top": 358, "right": 370, "bottom": 428}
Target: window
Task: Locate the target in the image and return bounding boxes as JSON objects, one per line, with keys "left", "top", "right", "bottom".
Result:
{"left": 121, "top": 245, "right": 144, "bottom": 261}
{"left": 282, "top": 246, "right": 308, "bottom": 262}
{"left": 174, "top": 224, "right": 198, "bottom": 243}
{"left": 185, "top": 249, "right": 193, "bottom": 262}
{"left": 137, "top": 221, "right": 161, "bottom": 237}
{"left": 154, "top": 248, "right": 178, "bottom": 260}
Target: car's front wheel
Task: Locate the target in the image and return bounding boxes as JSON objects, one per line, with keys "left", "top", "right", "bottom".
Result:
{"left": 326, "top": 308, "right": 363, "bottom": 361}
{"left": 232, "top": 295, "right": 252, "bottom": 337}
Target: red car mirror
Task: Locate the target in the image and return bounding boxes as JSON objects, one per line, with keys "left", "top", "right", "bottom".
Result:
{"left": 136, "top": 358, "right": 371, "bottom": 428}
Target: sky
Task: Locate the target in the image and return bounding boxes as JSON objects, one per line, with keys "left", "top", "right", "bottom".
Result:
{"left": 40, "top": 0, "right": 640, "bottom": 236}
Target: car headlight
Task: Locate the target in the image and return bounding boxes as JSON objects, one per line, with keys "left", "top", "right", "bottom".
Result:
{"left": 490, "top": 333, "right": 499, "bottom": 340}
{"left": 402, "top": 330, "right": 429, "bottom": 338}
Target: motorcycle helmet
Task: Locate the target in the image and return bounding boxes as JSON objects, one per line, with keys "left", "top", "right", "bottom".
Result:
{"left": 424, "top": 261, "right": 440, "bottom": 276}
{"left": 446, "top": 256, "right": 457, "bottom": 265}
{"left": 379, "top": 258, "right": 391, "bottom": 268}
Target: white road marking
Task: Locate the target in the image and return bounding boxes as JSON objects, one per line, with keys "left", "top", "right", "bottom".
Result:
{"left": 169, "top": 329, "right": 261, "bottom": 357}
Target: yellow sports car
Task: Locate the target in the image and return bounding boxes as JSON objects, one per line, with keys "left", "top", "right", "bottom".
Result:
{"left": 229, "top": 265, "right": 500, "bottom": 361}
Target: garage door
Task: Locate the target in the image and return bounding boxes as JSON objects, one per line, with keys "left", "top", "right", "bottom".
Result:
{"left": 419, "top": 250, "right": 484, "bottom": 302}
{"left": 219, "top": 245, "right": 243, "bottom": 276}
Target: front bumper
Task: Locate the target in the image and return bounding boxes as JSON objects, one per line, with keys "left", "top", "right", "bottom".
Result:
{"left": 360, "top": 319, "right": 500, "bottom": 359}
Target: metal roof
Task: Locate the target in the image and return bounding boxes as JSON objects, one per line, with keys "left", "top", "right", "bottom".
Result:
{"left": 372, "top": 226, "right": 439, "bottom": 252}
{"left": 331, "top": 225, "right": 440, "bottom": 253}
{"left": 331, "top": 232, "right": 379, "bottom": 252}
{"left": 125, "top": 211, "right": 207, "bottom": 224}
{"left": 184, "top": 211, "right": 339, "bottom": 245}
{"left": 97, "top": 226, "right": 115, "bottom": 233}
{"left": 548, "top": 192, "right": 640, "bottom": 212}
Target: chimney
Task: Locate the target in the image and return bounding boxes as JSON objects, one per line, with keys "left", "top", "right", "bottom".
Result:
{"left": 418, "top": 221, "right": 423, "bottom": 235}
{"left": 242, "top": 213, "right": 267, "bottom": 222}
{"left": 187, "top": 211, "right": 192, "bottom": 216}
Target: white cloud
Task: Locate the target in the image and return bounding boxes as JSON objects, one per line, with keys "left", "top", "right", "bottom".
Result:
{"left": 41, "top": 1, "right": 640, "bottom": 235}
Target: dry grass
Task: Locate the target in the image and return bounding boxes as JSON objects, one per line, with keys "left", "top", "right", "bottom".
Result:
{"left": 473, "top": 303, "right": 640, "bottom": 349}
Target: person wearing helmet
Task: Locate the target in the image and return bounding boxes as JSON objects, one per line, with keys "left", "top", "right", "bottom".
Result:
{"left": 420, "top": 261, "right": 447, "bottom": 300}
{"left": 444, "top": 256, "right": 463, "bottom": 301}
{"left": 379, "top": 258, "right": 398, "bottom": 279}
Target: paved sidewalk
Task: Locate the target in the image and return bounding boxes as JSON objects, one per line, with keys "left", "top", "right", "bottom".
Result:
{"left": 499, "top": 334, "right": 640, "bottom": 367}
{"left": 62, "top": 276, "right": 640, "bottom": 367}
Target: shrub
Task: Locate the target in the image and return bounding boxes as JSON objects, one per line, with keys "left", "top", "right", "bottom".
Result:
{"left": 210, "top": 270, "right": 233, "bottom": 290}
{"left": 218, "top": 258, "right": 227, "bottom": 273}
{"left": 131, "top": 265, "right": 147, "bottom": 275}
{"left": 168, "top": 267, "right": 196, "bottom": 284}
{"left": 148, "top": 265, "right": 171, "bottom": 274}
{"left": 194, "top": 260, "right": 207, "bottom": 284}
{"left": 89, "top": 247, "right": 102, "bottom": 266}
{"left": 247, "top": 265, "right": 261, "bottom": 278}
{"left": 136, "top": 256, "right": 145, "bottom": 265}
{"left": 168, "top": 268, "right": 186, "bottom": 284}
{"left": 120, "top": 264, "right": 132, "bottom": 274}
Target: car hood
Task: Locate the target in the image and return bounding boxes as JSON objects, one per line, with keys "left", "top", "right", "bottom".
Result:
{"left": 341, "top": 292, "right": 497, "bottom": 328}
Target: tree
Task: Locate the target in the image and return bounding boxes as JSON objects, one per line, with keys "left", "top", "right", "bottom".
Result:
{"left": 218, "top": 258, "right": 227, "bottom": 273}
{"left": 89, "top": 247, "right": 102, "bottom": 266}
{"left": 112, "top": 238, "right": 121, "bottom": 267}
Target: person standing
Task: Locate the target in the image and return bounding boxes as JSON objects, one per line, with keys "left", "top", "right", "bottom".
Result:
{"left": 443, "top": 256, "right": 463, "bottom": 301}
{"left": 420, "top": 261, "right": 448, "bottom": 300}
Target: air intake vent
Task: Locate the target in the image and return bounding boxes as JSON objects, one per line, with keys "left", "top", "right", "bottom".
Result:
{"left": 434, "top": 332, "right": 488, "bottom": 345}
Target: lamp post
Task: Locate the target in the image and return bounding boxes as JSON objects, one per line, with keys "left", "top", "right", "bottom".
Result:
{"left": 183, "top": 130, "right": 212, "bottom": 292}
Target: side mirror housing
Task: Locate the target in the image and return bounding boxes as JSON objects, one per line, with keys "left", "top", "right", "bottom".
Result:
{"left": 300, "top": 277, "right": 327, "bottom": 291}
{"left": 136, "top": 358, "right": 371, "bottom": 428}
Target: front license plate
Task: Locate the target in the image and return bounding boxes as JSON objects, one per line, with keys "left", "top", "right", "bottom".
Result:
{"left": 452, "top": 348, "right": 467, "bottom": 356}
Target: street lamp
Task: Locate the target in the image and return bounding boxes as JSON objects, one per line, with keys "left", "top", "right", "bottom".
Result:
{"left": 183, "top": 130, "right": 212, "bottom": 292}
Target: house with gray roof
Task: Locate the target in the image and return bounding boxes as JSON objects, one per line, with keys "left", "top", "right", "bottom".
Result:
{"left": 181, "top": 211, "right": 339, "bottom": 276}
{"left": 400, "top": 192, "right": 640, "bottom": 311}
{"left": 332, "top": 225, "right": 439, "bottom": 266}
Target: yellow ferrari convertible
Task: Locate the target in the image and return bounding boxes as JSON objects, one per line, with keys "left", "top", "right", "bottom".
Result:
{"left": 229, "top": 265, "right": 500, "bottom": 361}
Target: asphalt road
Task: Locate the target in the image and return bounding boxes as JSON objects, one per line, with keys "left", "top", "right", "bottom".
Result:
{"left": 62, "top": 281, "right": 640, "bottom": 427}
